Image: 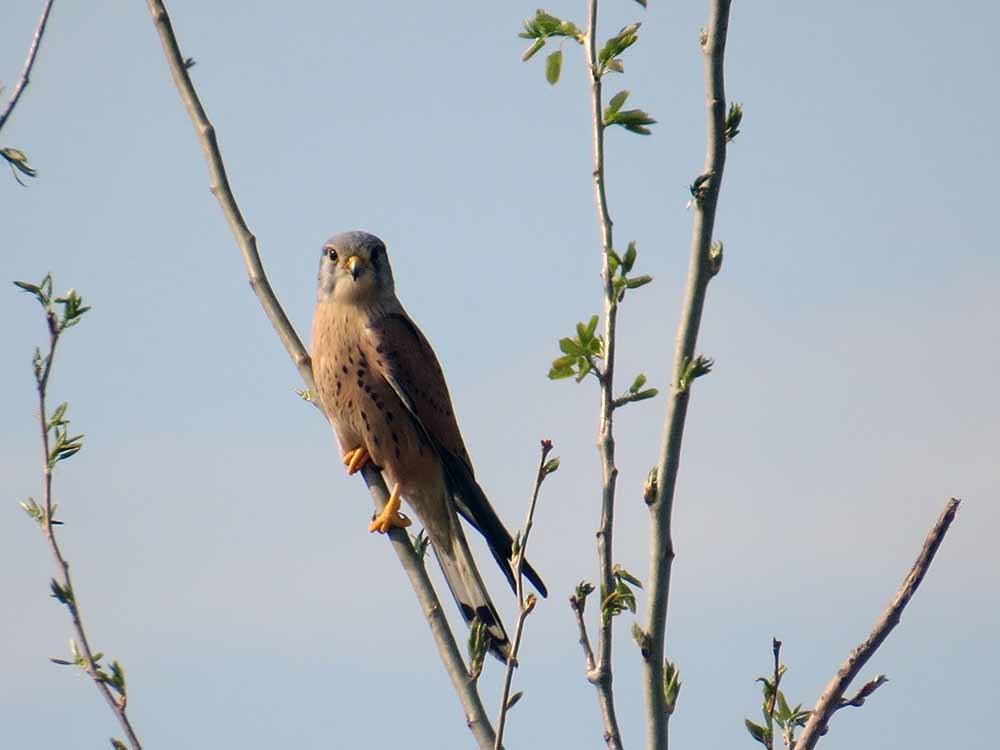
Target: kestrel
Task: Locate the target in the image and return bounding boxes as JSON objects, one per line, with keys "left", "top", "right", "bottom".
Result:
{"left": 310, "top": 231, "right": 546, "bottom": 658}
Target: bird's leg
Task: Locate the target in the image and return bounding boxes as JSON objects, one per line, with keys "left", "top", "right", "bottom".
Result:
{"left": 368, "top": 483, "right": 412, "bottom": 533}
{"left": 342, "top": 446, "right": 370, "bottom": 475}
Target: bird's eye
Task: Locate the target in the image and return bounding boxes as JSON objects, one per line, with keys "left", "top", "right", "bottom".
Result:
{"left": 325, "top": 247, "right": 338, "bottom": 263}
{"left": 370, "top": 245, "right": 383, "bottom": 267}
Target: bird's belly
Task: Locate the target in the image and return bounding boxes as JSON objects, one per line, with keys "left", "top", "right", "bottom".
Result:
{"left": 312, "top": 323, "right": 440, "bottom": 496}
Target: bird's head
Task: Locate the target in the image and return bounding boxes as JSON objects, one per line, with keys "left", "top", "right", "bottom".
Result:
{"left": 316, "top": 230, "right": 395, "bottom": 305}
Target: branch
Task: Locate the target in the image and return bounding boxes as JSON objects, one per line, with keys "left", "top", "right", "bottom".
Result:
{"left": 0, "top": 0, "right": 55, "bottom": 134}
{"left": 582, "top": 0, "right": 624, "bottom": 747}
{"left": 493, "top": 440, "right": 557, "bottom": 750}
{"left": 794, "top": 498, "right": 961, "bottom": 750}
{"left": 643, "top": 2, "right": 732, "bottom": 749}
{"left": 17, "top": 278, "right": 141, "bottom": 750}
{"left": 142, "top": 2, "right": 495, "bottom": 746}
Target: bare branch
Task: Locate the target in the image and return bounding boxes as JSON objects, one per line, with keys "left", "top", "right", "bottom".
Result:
{"left": 0, "top": 0, "right": 56, "bottom": 134}
{"left": 643, "top": 2, "right": 732, "bottom": 748}
{"left": 494, "top": 440, "right": 555, "bottom": 750}
{"left": 142, "top": 1, "right": 495, "bottom": 745}
{"left": 794, "top": 498, "right": 961, "bottom": 750}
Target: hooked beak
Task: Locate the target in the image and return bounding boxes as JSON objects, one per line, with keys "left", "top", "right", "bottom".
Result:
{"left": 344, "top": 255, "right": 367, "bottom": 281}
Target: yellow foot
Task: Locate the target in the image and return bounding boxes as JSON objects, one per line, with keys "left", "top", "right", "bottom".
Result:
{"left": 342, "top": 446, "right": 370, "bottom": 475}
{"left": 369, "top": 483, "right": 412, "bottom": 534}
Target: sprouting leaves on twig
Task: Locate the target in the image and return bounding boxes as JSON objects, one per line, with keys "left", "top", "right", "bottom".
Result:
{"left": 601, "top": 565, "right": 642, "bottom": 623}
{"left": 708, "top": 241, "right": 724, "bottom": 276}
{"left": 606, "top": 240, "right": 654, "bottom": 304}
{"left": 663, "top": 659, "right": 681, "bottom": 715}
{"left": 467, "top": 618, "right": 489, "bottom": 681}
{"left": 746, "top": 640, "right": 812, "bottom": 749}
{"left": 688, "top": 172, "right": 714, "bottom": 207}
{"left": 725, "top": 102, "right": 743, "bottom": 142}
{"left": 411, "top": 529, "right": 430, "bottom": 562}
{"left": 598, "top": 23, "right": 641, "bottom": 76}
{"left": 1, "top": 146, "right": 37, "bottom": 184}
{"left": 677, "top": 354, "right": 713, "bottom": 394}
{"left": 603, "top": 89, "right": 656, "bottom": 135}
{"left": 518, "top": 10, "right": 584, "bottom": 75}
{"left": 549, "top": 314, "right": 604, "bottom": 382}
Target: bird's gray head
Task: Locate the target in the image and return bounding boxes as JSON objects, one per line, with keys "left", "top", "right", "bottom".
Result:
{"left": 316, "top": 230, "right": 395, "bottom": 305}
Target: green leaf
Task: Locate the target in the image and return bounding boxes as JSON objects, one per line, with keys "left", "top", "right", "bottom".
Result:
{"left": 110, "top": 739, "right": 128, "bottom": 750}
{"left": 542, "top": 456, "right": 561, "bottom": 475}
{"left": 629, "top": 373, "right": 647, "bottom": 393}
{"left": 622, "top": 241, "right": 637, "bottom": 273}
{"left": 521, "top": 37, "right": 545, "bottom": 61}
{"left": 625, "top": 274, "right": 653, "bottom": 289}
{"left": 545, "top": 50, "right": 563, "bottom": 85}
{"left": 598, "top": 23, "right": 641, "bottom": 68}
{"left": 607, "top": 108, "right": 657, "bottom": 135}
{"left": 745, "top": 719, "right": 768, "bottom": 745}
{"left": 548, "top": 364, "right": 575, "bottom": 380}
{"left": 559, "top": 337, "right": 583, "bottom": 356}
{"left": 631, "top": 388, "right": 658, "bottom": 402}
{"left": 604, "top": 90, "right": 629, "bottom": 120}
{"left": 613, "top": 564, "right": 643, "bottom": 588}
{"left": 606, "top": 58, "right": 625, "bottom": 74}
{"left": 584, "top": 314, "right": 599, "bottom": 338}
{"left": 505, "top": 690, "right": 525, "bottom": 710}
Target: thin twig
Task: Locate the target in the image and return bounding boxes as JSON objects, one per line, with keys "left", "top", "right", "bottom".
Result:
{"left": 643, "top": 3, "right": 732, "bottom": 749}
{"left": 34, "top": 312, "right": 143, "bottom": 750}
{"left": 142, "top": 2, "right": 495, "bottom": 746}
{"left": 493, "top": 440, "right": 553, "bottom": 750}
{"left": 794, "top": 498, "right": 961, "bottom": 750}
{"left": 571, "top": 594, "right": 597, "bottom": 673}
{"left": 0, "top": 0, "right": 55, "bottom": 134}
{"left": 582, "top": 0, "right": 625, "bottom": 747}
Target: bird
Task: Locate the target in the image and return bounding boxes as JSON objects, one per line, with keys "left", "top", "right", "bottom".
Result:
{"left": 310, "top": 230, "right": 546, "bottom": 659}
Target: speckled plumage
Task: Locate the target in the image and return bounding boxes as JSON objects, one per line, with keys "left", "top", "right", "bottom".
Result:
{"left": 310, "top": 231, "right": 546, "bottom": 658}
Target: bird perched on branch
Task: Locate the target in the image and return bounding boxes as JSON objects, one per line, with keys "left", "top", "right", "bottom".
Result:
{"left": 310, "top": 230, "right": 547, "bottom": 658}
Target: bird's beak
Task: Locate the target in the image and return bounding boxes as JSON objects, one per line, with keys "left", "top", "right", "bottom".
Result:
{"left": 345, "top": 255, "right": 367, "bottom": 281}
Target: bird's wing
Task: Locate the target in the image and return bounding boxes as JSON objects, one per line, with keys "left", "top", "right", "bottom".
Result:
{"left": 363, "top": 311, "right": 547, "bottom": 597}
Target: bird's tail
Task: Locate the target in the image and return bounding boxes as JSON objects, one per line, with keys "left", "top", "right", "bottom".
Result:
{"left": 432, "top": 514, "right": 511, "bottom": 660}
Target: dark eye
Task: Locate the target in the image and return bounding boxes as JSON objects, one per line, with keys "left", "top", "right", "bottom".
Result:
{"left": 370, "top": 245, "right": 383, "bottom": 267}
{"left": 325, "top": 247, "right": 338, "bottom": 263}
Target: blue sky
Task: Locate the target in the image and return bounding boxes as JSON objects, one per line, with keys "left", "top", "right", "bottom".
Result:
{"left": 2, "top": 1, "right": 997, "bottom": 748}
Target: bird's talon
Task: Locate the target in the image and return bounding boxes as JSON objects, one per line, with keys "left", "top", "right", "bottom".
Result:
{"left": 369, "top": 483, "right": 411, "bottom": 533}
{"left": 342, "top": 446, "right": 370, "bottom": 475}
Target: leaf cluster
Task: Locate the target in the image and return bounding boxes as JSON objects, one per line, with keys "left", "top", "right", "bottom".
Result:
{"left": 607, "top": 241, "right": 653, "bottom": 302}
{"left": 46, "top": 403, "right": 84, "bottom": 469}
{"left": 549, "top": 314, "right": 603, "bottom": 382}
{"left": 603, "top": 90, "right": 656, "bottom": 135}
{"left": 518, "top": 10, "right": 584, "bottom": 85}
{"left": 15, "top": 275, "right": 92, "bottom": 333}
{"left": 677, "top": 354, "right": 713, "bottom": 394}
{"left": 1, "top": 145, "right": 37, "bottom": 184}
{"left": 467, "top": 618, "right": 489, "bottom": 681}
{"left": 51, "top": 640, "right": 129, "bottom": 709}
{"left": 745, "top": 644, "right": 811, "bottom": 749}
{"left": 601, "top": 564, "right": 642, "bottom": 623}
{"left": 726, "top": 102, "right": 744, "bottom": 142}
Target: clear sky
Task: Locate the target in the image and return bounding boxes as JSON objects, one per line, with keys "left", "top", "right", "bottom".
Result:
{"left": 2, "top": 1, "right": 997, "bottom": 748}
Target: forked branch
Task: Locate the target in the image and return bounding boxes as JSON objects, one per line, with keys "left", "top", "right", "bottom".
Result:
{"left": 794, "top": 498, "right": 961, "bottom": 749}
